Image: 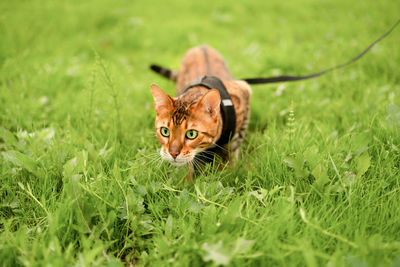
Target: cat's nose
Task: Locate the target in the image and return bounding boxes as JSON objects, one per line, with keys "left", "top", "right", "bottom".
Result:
{"left": 169, "top": 148, "right": 180, "bottom": 159}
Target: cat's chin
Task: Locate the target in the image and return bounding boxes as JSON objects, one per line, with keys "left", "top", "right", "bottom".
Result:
{"left": 167, "top": 156, "right": 194, "bottom": 166}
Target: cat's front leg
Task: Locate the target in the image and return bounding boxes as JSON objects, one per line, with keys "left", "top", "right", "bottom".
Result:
{"left": 229, "top": 148, "right": 240, "bottom": 167}
{"left": 184, "top": 162, "right": 195, "bottom": 184}
{"left": 228, "top": 133, "right": 241, "bottom": 167}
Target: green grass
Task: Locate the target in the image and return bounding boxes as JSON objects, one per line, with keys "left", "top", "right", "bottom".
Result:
{"left": 1, "top": 0, "right": 400, "bottom": 266}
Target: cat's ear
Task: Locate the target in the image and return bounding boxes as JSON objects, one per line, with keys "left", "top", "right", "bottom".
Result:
{"left": 195, "top": 89, "right": 221, "bottom": 120}
{"left": 150, "top": 84, "right": 174, "bottom": 115}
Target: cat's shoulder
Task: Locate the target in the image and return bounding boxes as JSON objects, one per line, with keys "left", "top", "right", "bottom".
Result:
{"left": 223, "top": 80, "right": 252, "bottom": 100}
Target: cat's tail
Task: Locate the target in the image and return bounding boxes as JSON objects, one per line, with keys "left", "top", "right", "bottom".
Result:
{"left": 150, "top": 64, "right": 178, "bottom": 82}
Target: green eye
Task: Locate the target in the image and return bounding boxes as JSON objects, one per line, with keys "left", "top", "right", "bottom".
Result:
{"left": 160, "top": 127, "right": 170, "bottom": 137}
{"left": 185, "top": 129, "right": 198, "bottom": 140}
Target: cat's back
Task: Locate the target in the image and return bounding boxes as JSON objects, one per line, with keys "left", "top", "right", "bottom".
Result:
{"left": 176, "top": 45, "right": 234, "bottom": 93}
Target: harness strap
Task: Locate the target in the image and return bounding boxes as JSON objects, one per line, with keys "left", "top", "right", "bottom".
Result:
{"left": 181, "top": 76, "right": 236, "bottom": 146}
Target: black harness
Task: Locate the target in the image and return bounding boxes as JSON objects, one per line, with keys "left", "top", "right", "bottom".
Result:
{"left": 181, "top": 75, "right": 236, "bottom": 147}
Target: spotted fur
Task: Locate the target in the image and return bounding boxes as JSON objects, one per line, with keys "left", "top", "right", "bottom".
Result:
{"left": 150, "top": 45, "right": 252, "bottom": 177}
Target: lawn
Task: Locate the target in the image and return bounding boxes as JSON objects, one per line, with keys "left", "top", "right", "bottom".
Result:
{"left": 1, "top": 0, "right": 400, "bottom": 266}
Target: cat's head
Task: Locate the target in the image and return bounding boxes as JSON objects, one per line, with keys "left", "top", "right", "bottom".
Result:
{"left": 150, "top": 84, "right": 221, "bottom": 166}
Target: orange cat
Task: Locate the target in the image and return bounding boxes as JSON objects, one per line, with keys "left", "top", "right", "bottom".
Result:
{"left": 150, "top": 45, "right": 251, "bottom": 176}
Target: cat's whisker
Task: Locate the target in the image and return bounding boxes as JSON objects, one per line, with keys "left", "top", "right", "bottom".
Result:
{"left": 145, "top": 155, "right": 162, "bottom": 167}
{"left": 144, "top": 157, "right": 161, "bottom": 166}
{"left": 191, "top": 159, "right": 197, "bottom": 169}
{"left": 198, "top": 151, "right": 220, "bottom": 160}
{"left": 156, "top": 158, "right": 163, "bottom": 168}
{"left": 199, "top": 150, "right": 218, "bottom": 156}
{"left": 140, "top": 150, "right": 164, "bottom": 167}
{"left": 194, "top": 156, "right": 207, "bottom": 166}
{"left": 143, "top": 154, "right": 160, "bottom": 161}
{"left": 196, "top": 154, "right": 215, "bottom": 162}
{"left": 139, "top": 150, "right": 155, "bottom": 155}
{"left": 211, "top": 142, "right": 230, "bottom": 153}
{"left": 192, "top": 158, "right": 203, "bottom": 172}
{"left": 144, "top": 156, "right": 158, "bottom": 164}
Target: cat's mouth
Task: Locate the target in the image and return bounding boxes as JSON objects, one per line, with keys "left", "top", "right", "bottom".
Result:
{"left": 160, "top": 149, "right": 194, "bottom": 166}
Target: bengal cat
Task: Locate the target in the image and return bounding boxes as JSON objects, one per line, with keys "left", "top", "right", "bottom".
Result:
{"left": 150, "top": 45, "right": 251, "bottom": 177}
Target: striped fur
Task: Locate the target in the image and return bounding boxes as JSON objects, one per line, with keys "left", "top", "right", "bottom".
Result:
{"left": 150, "top": 45, "right": 252, "bottom": 176}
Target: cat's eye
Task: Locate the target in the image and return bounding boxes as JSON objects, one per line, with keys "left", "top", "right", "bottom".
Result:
{"left": 160, "top": 127, "right": 170, "bottom": 137}
{"left": 185, "top": 129, "right": 198, "bottom": 140}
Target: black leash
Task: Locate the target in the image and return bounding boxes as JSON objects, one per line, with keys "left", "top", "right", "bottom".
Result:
{"left": 242, "top": 20, "right": 400, "bottom": 84}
